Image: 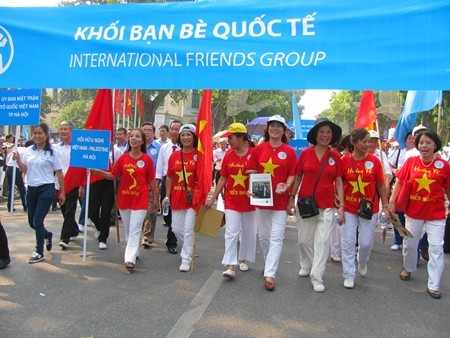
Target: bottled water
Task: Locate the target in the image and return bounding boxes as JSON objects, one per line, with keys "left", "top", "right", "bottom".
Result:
{"left": 162, "top": 198, "right": 170, "bottom": 216}
{"left": 379, "top": 211, "right": 389, "bottom": 229}
{"left": 333, "top": 212, "right": 340, "bottom": 224}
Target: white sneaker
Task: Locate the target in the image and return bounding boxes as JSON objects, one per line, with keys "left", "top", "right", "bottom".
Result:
{"left": 77, "top": 223, "right": 85, "bottom": 232}
{"left": 298, "top": 268, "right": 311, "bottom": 277}
{"left": 343, "top": 278, "right": 354, "bottom": 289}
{"left": 222, "top": 269, "right": 235, "bottom": 279}
{"left": 179, "top": 263, "right": 191, "bottom": 272}
{"left": 358, "top": 264, "right": 367, "bottom": 276}
{"left": 99, "top": 242, "right": 108, "bottom": 250}
{"left": 312, "top": 282, "right": 325, "bottom": 293}
{"left": 95, "top": 231, "right": 100, "bottom": 240}
{"left": 239, "top": 262, "right": 249, "bottom": 271}
{"left": 331, "top": 255, "right": 341, "bottom": 262}
{"left": 390, "top": 244, "right": 402, "bottom": 251}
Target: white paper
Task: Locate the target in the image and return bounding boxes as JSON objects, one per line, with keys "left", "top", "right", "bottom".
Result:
{"left": 249, "top": 173, "right": 273, "bottom": 207}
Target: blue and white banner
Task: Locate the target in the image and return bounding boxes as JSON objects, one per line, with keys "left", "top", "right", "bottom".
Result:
{"left": 0, "top": 89, "right": 41, "bottom": 125}
{"left": 0, "top": 0, "right": 449, "bottom": 90}
{"left": 70, "top": 130, "right": 111, "bottom": 170}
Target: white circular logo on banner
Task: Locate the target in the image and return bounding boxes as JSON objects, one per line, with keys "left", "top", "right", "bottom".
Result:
{"left": 365, "top": 161, "right": 374, "bottom": 170}
{"left": 329, "top": 157, "right": 335, "bottom": 166}
{"left": 0, "top": 26, "right": 14, "bottom": 75}
{"left": 278, "top": 152, "right": 287, "bottom": 160}
{"left": 137, "top": 160, "right": 145, "bottom": 168}
{"left": 434, "top": 160, "right": 444, "bottom": 169}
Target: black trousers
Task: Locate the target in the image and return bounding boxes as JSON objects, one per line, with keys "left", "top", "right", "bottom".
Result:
{"left": 6, "top": 166, "right": 27, "bottom": 212}
{"left": 444, "top": 213, "right": 450, "bottom": 253}
{"left": 160, "top": 177, "right": 177, "bottom": 248}
{"left": 60, "top": 188, "right": 80, "bottom": 242}
{"left": 0, "top": 220, "right": 10, "bottom": 260}
{"left": 89, "top": 179, "right": 115, "bottom": 243}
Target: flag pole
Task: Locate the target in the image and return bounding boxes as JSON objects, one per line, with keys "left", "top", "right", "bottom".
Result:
{"left": 110, "top": 92, "right": 121, "bottom": 244}
{"left": 122, "top": 90, "right": 126, "bottom": 128}
{"left": 133, "top": 90, "right": 138, "bottom": 129}
{"left": 437, "top": 103, "right": 443, "bottom": 136}
{"left": 82, "top": 170, "right": 91, "bottom": 262}
{"left": 375, "top": 119, "right": 387, "bottom": 175}
{"left": 9, "top": 126, "right": 21, "bottom": 214}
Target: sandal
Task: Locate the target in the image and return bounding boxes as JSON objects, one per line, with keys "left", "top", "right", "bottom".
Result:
{"left": 125, "top": 262, "right": 134, "bottom": 270}
{"left": 399, "top": 268, "right": 410, "bottom": 281}
{"left": 427, "top": 288, "right": 441, "bottom": 299}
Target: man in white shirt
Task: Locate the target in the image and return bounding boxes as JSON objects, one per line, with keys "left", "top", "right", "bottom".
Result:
{"left": 368, "top": 130, "right": 392, "bottom": 193}
{"left": 213, "top": 139, "right": 228, "bottom": 186}
{"left": 114, "top": 127, "right": 128, "bottom": 155}
{"left": 156, "top": 125, "right": 169, "bottom": 145}
{"left": 155, "top": 120, "right": 182, "bottom": 254}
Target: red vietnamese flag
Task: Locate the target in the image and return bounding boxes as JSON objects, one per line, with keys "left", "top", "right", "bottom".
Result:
{"left": 125, "top": 89, "right": 133, "bottom": 116}
{"left": 114, "top": 89, "right": 122, "bottom": 115}
{"left": 193, "top": 90, "right": 213, "bottom": 213}
{"left": 355, "top": 90, "right": 377, "bottom": 129}
{"left": 137, "top": 90, "right": 144, "bottom": 119}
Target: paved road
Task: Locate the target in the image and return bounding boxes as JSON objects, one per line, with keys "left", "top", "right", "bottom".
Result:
{"left": 0, "top": 201, "right": 449, "bottom": 338}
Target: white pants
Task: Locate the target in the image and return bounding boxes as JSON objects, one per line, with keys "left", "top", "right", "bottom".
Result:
{"left": 330, "top": 220, "right": 342, "bottom": 258}
{"left": 298, "top": 208, "right": 334, "bottom": 283}
{"left": 341, "top": 212, "right": 377, "bottom": 279}
{"left": 403, "top": 216, "right": 445, "bottom": 291}
{"left": 119, "top": 209, "right": 147, "bottom": 264}
{"left": 172, "top": 208, "right": 196, "bottom": 265}
{"left": 256, "top": 209, "right": 287, "bottom": 278}
{"left": 222, "top": 210, "right": 257, "bottom": 266}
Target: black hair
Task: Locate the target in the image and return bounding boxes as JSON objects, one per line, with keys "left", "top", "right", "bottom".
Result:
{"left": 349, "top": 128, "right": 370, "bottom": 153}
{"left": 170, "top": 120, "right": 183, "bottom": 129}
{"left": 177, "top": 130, "right": 198, "bottom": 149}
{"left": 232, "top": 132, "right": 255, "bottom": 148}
{"left": 263, "top": 122, "right": 288, "bottom": 144}
{"left": 34, "top": 123, "right": 53, "bottom": 155}
{"left": 415, "top": 130, "right": 442, "bottom": 153}
{"left": 141, "top": 122, "right": 155, "bottom": 132}
{"left": 117, "top": 127, "right": 127, "bottom": 134}
{"left": 159, "top": 125, "right": 169, "bottom": 132}
{"left": 126, "top": 128, "right": 147, "bottom": 153}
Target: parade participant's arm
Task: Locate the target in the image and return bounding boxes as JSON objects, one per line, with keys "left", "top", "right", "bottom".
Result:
{"left": 12, "top": 152, "right": 27, "bottom": 174}
{"left": 377, "top": 181, "right": 390, "bottom": 216}
{"left": 205, "top": 176, "right": 226, "bottom": 208}
{"left": 55, "top": 169, "right": 66, "bottom": 205}
{"left": 335, "top": 177, "right": 345, "bottom": 224}
{"left": 91, "top": 169, "right": 116, "bottom": 180}
{"left": 149, "top": 178, "right": 158, "bottom": 213}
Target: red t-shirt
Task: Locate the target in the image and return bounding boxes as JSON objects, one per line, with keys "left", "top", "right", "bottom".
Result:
{"left": 296, "top": 146, "right": 342, "bottom": 208}
{"left": 396, "top": 156, "right": 450, "bottom": 220}
{"left": 341, "top": 153, "right": 384, "bottom": 214}
{"left": 247, "top": 142, "right": 297, "bottom": 210}
{"left": 220, "top": 147, "right": 255, "bottom": 213}
{"left": 167, "top": 149, "right": 198, "bottom": 210}
{"left": 112, "top": 152, "right": 155, "bottom": 210}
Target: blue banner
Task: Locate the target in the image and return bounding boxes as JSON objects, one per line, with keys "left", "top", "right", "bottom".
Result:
{"left": 0, "top": 0, "right": 449, "bottom": 90}
{"left": 70, "top": 130, "right": 110, "bottom": 170}
{"left": 0, "top": 89, "right": 41, "bottom": 126}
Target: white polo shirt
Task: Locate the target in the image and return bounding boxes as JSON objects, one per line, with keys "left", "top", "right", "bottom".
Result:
{"left": 22, "top": 145, "right": 63, "bottom": 187}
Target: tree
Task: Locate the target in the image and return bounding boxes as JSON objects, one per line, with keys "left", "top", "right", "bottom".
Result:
{"left": 40, "top": 89, "right": 53, "bottom": 122}
{"left": 54, "top": 100, "right": 91, "bottom": 128}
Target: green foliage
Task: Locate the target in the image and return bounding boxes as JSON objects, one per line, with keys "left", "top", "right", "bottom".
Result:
{"left": 55, "top": 100, "right": 91, "bottom": 129}
{"left": 40, "top": 90, "right": 53, "bottom": 122}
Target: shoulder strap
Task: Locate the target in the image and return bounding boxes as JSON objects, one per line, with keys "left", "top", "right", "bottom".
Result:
{"left": 312, "top": 151, "right": 331, "bottom": 195}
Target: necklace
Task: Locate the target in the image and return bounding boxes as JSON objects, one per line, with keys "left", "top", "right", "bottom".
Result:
{"left": 420, "top": 155, "right": 435, "bottom": 167}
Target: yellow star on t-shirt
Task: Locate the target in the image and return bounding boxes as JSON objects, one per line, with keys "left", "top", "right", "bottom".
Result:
{"left": 415, "top": 173, "right": 435, "bottom": 193}
{"left": 176, "top": 166, "right": 193, "bottom": 183}
{"left": 261, "top": 157, "right": 280, "bottom": 177}
{"left": 349, "top": 175, "right": 370, "bottom": 195}
{"left": 230, "top": 168, "right": 248, "bottom": 188}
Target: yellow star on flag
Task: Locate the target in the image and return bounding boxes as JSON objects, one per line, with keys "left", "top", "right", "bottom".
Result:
{"left": 176, "top": 166, "right": 193, "bottom": 183}
{"left": 415, "top": 173, "right": 435, "bottom": 193}
{"left": 349, "top": 175, "right": 370, "bottom": 195}
{"left": 230, "top": 168, "right": 248, "bottom": 188}
{"left": 261, "top": 157, "right": 280, "bottom": 177}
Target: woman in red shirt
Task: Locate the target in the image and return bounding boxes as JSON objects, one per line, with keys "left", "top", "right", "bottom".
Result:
{"left": 206, "top": 123, "right": 257, "bottom": 279}
{"left": 340, "top": 128, "right": 389, "bottom": 289}
{"left": 288, "top": 118, "right": 344, "bottom": 293}
{"left": 247, "top": 115, "right": 297, "bottom": 291}
{"left": 94, "top": 128, "right": 157, "bottom": 271}
{"left": 389, "top": 130, "right": 450, "bottom": 299}
{"left": 164, "top": 124, "right": 199, "bottom": 272}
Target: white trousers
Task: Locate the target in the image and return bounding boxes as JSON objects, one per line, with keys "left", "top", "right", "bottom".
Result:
{"left": 403, "top": 216, "right": 445, "bottom": 291}
{"left": 172, "top": 208, "right": 196, "bottom": 265}
{"left": 298, "top": 208, "right": 334, "bottom": 283}
{"left": 119, "top": 209, "right": 147, "bottom": 264}
{"left": 256, "top": 209, "right": 287, "bottom": 279}
{"left": 341, "top": 212, "right": 377, "bottom": 279}
{"left": 222, "top": 210, "right": 257, "bottom": 266}
{"left": 330, "top": 220, "right": 342, "bottom": 258}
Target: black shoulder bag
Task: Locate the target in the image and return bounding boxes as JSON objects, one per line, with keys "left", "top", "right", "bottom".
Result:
{"left": 180, "top": 151, "right": 193, "bottom": 205}
{"left": 297, "top": 153, "right": 331, "bottom": 218}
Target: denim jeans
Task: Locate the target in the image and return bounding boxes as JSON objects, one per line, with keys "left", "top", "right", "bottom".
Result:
{"left": 27, "top": 184, "right": 54, "bottom": 256}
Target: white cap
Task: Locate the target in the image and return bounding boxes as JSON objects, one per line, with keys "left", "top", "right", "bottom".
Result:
{"left": 368, "top": 130, "right": 379, "bottom": 139}
{"left": 412, "top": 124, "right": 427, "bottom": 136}
{"left": 267, "top": 115, "right": 286, "bottom": 126}
{"left": 180, "top": 124, "right": 196, "bottom": 134}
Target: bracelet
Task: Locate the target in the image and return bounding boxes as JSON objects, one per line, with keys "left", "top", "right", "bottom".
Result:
{"left": 289, "top": 194, "right": 296, "bottom": 198}
{"left": 382, "top": 204, "right": 389, "bottom": 208}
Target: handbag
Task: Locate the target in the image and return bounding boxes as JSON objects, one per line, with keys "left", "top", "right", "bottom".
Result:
{"left": 396, "top": 177, "right": 412, "bottom": 213}
{"left": 297, "top": 152, "right": 330, "bottom": 219}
